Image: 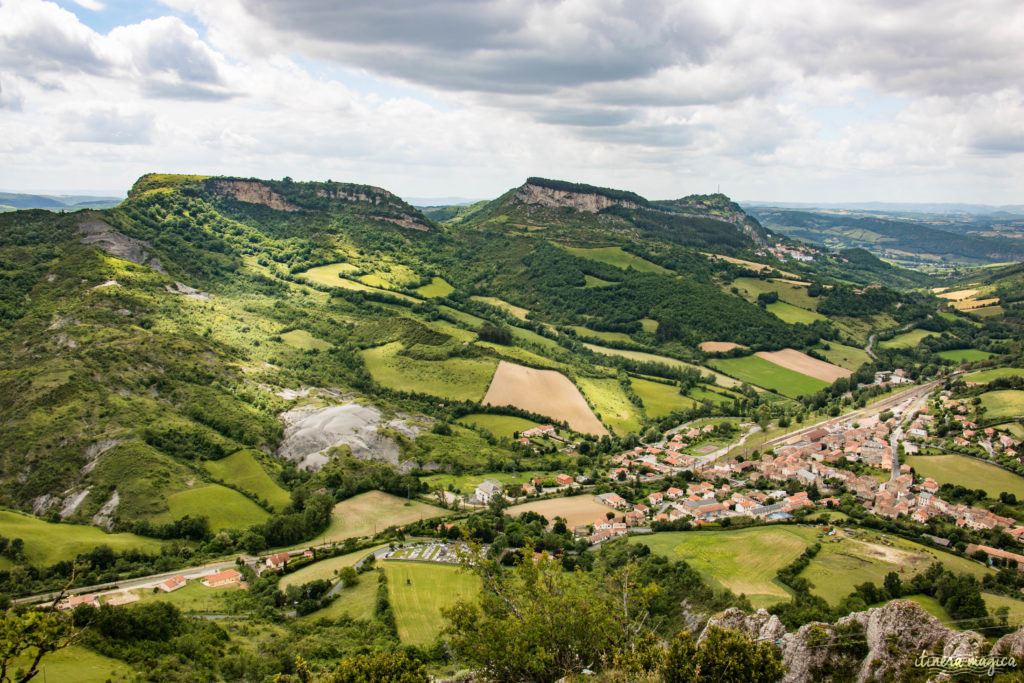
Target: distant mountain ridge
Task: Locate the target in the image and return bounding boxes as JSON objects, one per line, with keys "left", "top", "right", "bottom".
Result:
{"left": 743, "top": 200, "right": 1024, "bottom": 215}
{"left": 0, "top": 191, "right": 123, "bottom": 211}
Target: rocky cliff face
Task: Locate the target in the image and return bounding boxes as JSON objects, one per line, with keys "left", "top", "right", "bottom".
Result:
{"left": 208, "top": 179, "right": 300, "bottom": 211}
{"left": 513, "top": 182, "right": 645, "bottom": 213}
{"left": 704, "top": 601, "right": 1009, "bottom": 682}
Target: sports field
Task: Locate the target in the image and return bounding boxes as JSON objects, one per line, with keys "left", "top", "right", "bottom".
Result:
{"left": 361, "top": 341, "right": 498, "bottom": 401}
{"left": 153, "top": 484, "right": 270, "bottom": 531}
{"left": 934, "top": 349, "right": 995, "bottom": 362}
{"left": 980, "top": 390, "right": 1024, "bottom": 421}
{"left": 203, "top": 449, "right": 291, "bottom": 510}
{"left": 905, "top": 455, "right": 1024, "bottom": 498}
{"left": 755, "top": 348, "right": 851, "bottom": 383}
{"left": 879, "top": 329, "right": 937, "bottom": 349}
{"left": 0, "top": 510, "right": 164, "bottom": 567}
{"left": 815, "top": 342, "right": 872, "bottom": 371}
{"left": 385, "top": 562, "right": 479, "bottom": 645}
{"left": 712, "top": 355, "right": 829, "bottom": 398}
{"left": 564, "top": 246, "right": 672, "bottom": 274}
{"left": 506, "top": 495, "right": 615, "bottom": 528}
{"left": 320, "top": 491, "right": 448, "bottom": 543}
{"left": 483, "top": 361, "right": 608, "bottom": 435}
{"left": 280, "top": 544, "right": 388, "bottom": 591}
{"left": 415, "top": 277, "right": 455, "bottom": 298}
{"left": 280, "top": 329, "right": 332, "bottom": 351}
{"left": 631, "top": 377, "right": 696, "bottom": 417}
{"left": 458, "top": 413, "right": 541, "bottom": 438}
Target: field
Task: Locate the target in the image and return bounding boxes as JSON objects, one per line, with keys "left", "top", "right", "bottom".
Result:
{"left": 384, "top": 562, "right": 479, "bottom": 645}
{"left": 0, "top": 510, "right": 163, "bottom": 567}
{"left": 137, "top": 579, "right": 242, "bottom": 612}
{"left": 905, "top": 455, "right": 1024, "bottom": 498}
{"left": 470, "top": 296, "right": 529, "bottom": 320}
{"left": 482, "top": 361, "right": 608, "bottom": 436}
{"left": 575, "top": 376, "right": 642, "bottom": 435}
{"left": 934, "top": 349, "right": 995, "bottom": 362}
{"left": 203, "top": 450, "right": 291, "bottom": 510}
{"left": 964, "top": 368, "right": 1024, "bottom": 384}
{"left": 280, "top": 329, "right": 332, "bottom": 351}
{"left": 421, "top": 470, "right": 560, "bottom": 496}
{"left": 509, "top": 325, "right": 564, "bottom": 352}
{"left": 937, "top": 288, "right": 978, "bottom": 301}
{"left": 712, "top": 355, "right": 829, "bottom": 398}
{"left": 564, "top": 246, "right": 672, "bottom": 274}
{"left": 581, "top": 343, "right": 743, "bottom": 388}
{"left": 361, "top": 341, "right": 498, "bottom": 401}
{"left": 506, "top": 495, "right": 616, "bottom": 527}
{"left": 319, "top": 491, "right": 449, "bottom": 543}
{"left": 634, "top": 527, "right": 818, "bottom": 606}
{"left": 307, "top": 573, "right": 379, "bottom": 621}
{"left": 972, "top": 305, "right": 1004, "bottom": 318}
{"left": 767, "top": 301, "right": 827, "bottom": 325}
{"left": 14, "top": 646, "right": 132, "bottom": 682}
{"left": 358, "top": 264, "right": 419, "bottom": 290}
{"left": 631, "top": 377, "right": 695, "bottom": 417}
{"left": 731, "top": 277, "right": 818, "bottom": 310}
{"left": 458, "top": 413, "right": 541, "bottom": 437}
{"left": 815, "top": 342, "right": 872, "bottom": 371}
{"left": 439, "top": 306, "right": 487, "bottom": 328}
{"left": 980, "top": 390, "right": 1024, "bottom": 421}
{"left": 570, "top": 326, "right": 634, "bottom": 344}
{"left": 152, "top": 484, "right": 270, "bottom": 531}
{"left": 879, "top": 329, "right": 937, "bottom": 349}
{"left": 583, "top": 274, "right": 618, "bottom": 288}
{"left": 280, "top": 544, "right": 388, "bottom": 591}
{"left": 640, "top": 318, "right": 659, "bottom": 333}
{"left": 699, "top": 341, "right": 747, "bottom": 353}
{"left": 415, "top": 277, "right": 455, "bottom": 298}
{"left": 755, "top": 348, "right": 851, "bottom": 383}
{"left": 296, "top": 264, "right": 418, "bottom": 302}
{"left": 477, "top": 341, "right": 563, "bottom": 369}
{"left": 704, "top": 253, "right": 798, "bottom": 278}
{"left": 982, "top": 592, "right": 1024, "bottom": 628}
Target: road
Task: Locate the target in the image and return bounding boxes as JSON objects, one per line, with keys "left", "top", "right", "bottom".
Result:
{"left": 888, "top": 389, "right": 932, "bottom": 481}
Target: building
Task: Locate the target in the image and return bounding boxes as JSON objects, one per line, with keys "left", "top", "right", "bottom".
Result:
{"left": 157, "top": 575, "right": 187, "bottom": 593}
{"left": 266, "top": 552, "right": 291, "bottom": 571}
{"left": 475, "top": 480, "right": 504, "bottom": 504}
{"left": 556, "top": 474, "right": 574, "bottom": 487}
{"left": 203, "top": 569, "right": 241, "bottom": 588}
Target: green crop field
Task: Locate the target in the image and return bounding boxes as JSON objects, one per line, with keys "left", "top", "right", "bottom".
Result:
{"left": 712, "top": 355, "right": 828, "bottom": 398}
{"left": 308, "top": 572, "right": 380, "bottom": 621}
{"left": 281, "top": 545, "right": 388, "bottom": 591}
{"left": 563, "top": 246, "right": 672, "bottom": 274}
{"left": 14, "top": 645, "right": 132, "bottom": 683}
{"left": 361, "top": 341, "right": 498, "bottom": 401}
{"left": 633, "top": 527, "right": 818, "bottom": 607}
{"left": 980, "top": 390, "right": 1024, "bottom": 421}
{"left": 576, "top": 376, "right": 643, "bottom": 435}
{"left": 0, "top": 510, "right": 164, "bottom": 567}
{"left": 731, "top": 277, "right": 818, "bottom": 311}
{"left": 384, "top": 562, "right": 479, "bottom": 645}
{"left": 766, "top": 301, "right": 827, "bottom": 325}
{"left": 815, "top": 342, "right": 872, "bottom": 371}
{"left": 879, "top": 329, "right": 937, "bottom": 349}
{"left": 416, "top": 277, "right": 454, "bottom": 298}
{"left": 320, "top": 491, "right": 449, "bottom": 543}
{"left": 934, "top": 349, "right": 995, "bottom": 362}
{"left": 582, "top": 343, "right": 742, "bottom": 388}
{"left": 151, "top": 484, "right": 270, "bottom": 531}
{"left": 280, "top": 329, "right": 332, "bottom": 351}
{"left": 964, "top": 368, "right": 1024, "bottom": 384}
{"left": 631, "top": 377, "right": 695, "bottom": 417}
{"left": 904, "top": 455, "right": 1024, "bottom": 498}
{"left": 570, "top": 326, "right": 634, "bottom": 344}
{"left": 203, "top": 450, "right": 291, "bottom": 511}
{"left": 458, "top": 413, "right": 541, "bottom": 437}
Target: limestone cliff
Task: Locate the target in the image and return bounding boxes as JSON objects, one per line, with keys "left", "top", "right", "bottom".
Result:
{"left": 513, "top": 181, "right": 646, "bottom": 213}
{"left": 208, "top": 179, "right": 300, "bottom": 211}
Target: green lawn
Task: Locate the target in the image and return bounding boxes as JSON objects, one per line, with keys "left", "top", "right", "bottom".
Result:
{"left": 631, "top": 377, "right": 695, "bottom": 417}
{"left": 712, "top": 355, "right": 829, "bottom": 398}
{"left": 570, "top": 326, "right": 634, "bottom": 344}
{"left": 815, "top": 342, "right": 872, "bottom": 371}
{"left": 981, "top": 390, "right": 1024, "bottom": 421}
{"left": 581, "top": 343, "right": 743, "bottom": 388}
{"left": 16, "top": 645, "right": 133, "bottom": 682}
{"left": 280, "top": 329, "right": 332, "bottom": 351}
{"left": 0, "top": 510, "right": 164, "bottom": 567}
{"left": 633, "top": 527, "right": 818, "bottom": 607}
{"left": 766, "top": 301, "right": 827, "bottom": 325}
{"left": 320, "top": 491, "right": 449, "bottom": 543}
{"left": 934, "top": 349, "right": 995, "bottom": 362}
{"left": 458, "top": 413, "right": 541, "bottom": 438}
{"left": 879, "top": 329, "right": 937, "bottom": 349}
{"left": 384, "top": 562, "right": 479, "bottom": 645}
{"left": 563, "top": 246, "right": 672, "bottom": 274}
{"left": 576, "top": 376, "right": 643, "bottom": 435}
{"left": 416, "top": 277, "right": 455, "bottom": 298}
{"left": 203, "top": 450, "right": 291, "bottom": 511}
{"left": 281, "top": 544, "right": 388, "bottom": 591}
{"left": 361, "top": 341, "right": 498, "bottom": 402}
{"left": 906, "top": 454, "right": 1024, "bottom": 498}
{"left": 137, "top": 579, "right": 241, "bottom": 612}
{"left": 151, "top": 484, "right": 270, "bottom": 531}
{"left": 964, "top": 368, "right": 1024, "bottom": 385}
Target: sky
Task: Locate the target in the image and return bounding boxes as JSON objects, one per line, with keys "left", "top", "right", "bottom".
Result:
{"left": 1, "top": 0, "right": 1023, "bottom": 204}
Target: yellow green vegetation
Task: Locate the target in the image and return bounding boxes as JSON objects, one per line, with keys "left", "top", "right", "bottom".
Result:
{"left": 0, "top": 510, "right": 163, "bottom": 566}
{"left": 730, "top": 277, "right": 818, "bottom": 310}
{"left": 280, "top": 544, "right": 388, "bottom": 591}
{"left": 767, "top": 301, "right": 827, "bottom": 325}
{"left": 384, "top": 561, "right": 479, "bottom": 645}
{"left": 469, "top": 296, "right": 529, "bottom": 320}
{"left": 631, "top": 377, "right": 695, "bottom": 417}
{"left": 416, "top": 277, "right": 455, "bottom": 298}
{"left": 12, "top": 645, "right": 132, "bottom": 683}
{"left": 576, "top": 376, "right": 642, "bottom": 435}
{"left": 150, "top": 484, "right": 270, "bottom": 531}
{"left": 964, "top": 368, "right": 1024, "bottom": 384}
{"left": 307, "top": 571, "right": 379, "bottom": 621}
{"left": 320, "top": 491, "right": 448, "bottom": 543}
{"left": 712, "top": 355, "right": 828, "bottom": 398}
{"left": 879, "top": 329, "right": 937, "bottom": 349}
{"left": 295, "top": 262, "right": 361, "bottom": 286}
{"left": 581, "top": 342, "right": 741, "bottom": 388}
{"left": 570, "top": 326, "right": 633, "bottom": 344}
{"left": 458, "top": 413, "right": 541, "bottom": 438}
{"left": 562, "top": 246, "right": 672, "bottom": 274}
{"left": 640, "top": 318, "right": 659, "bottom": 333}
{"left": 137, "top": 579, "right": 241, "bottom": 612}
{"left": 358, "top": 263, "right": 419, "bottom": 290}
{"left": 202, "top": 449, "right": 291, "bottom": 511}
{"left": 933, "top": 349, "right": 995, "bottom": 362}
{"left": 980, "top": 390, "right": 1024, "bottom": 421}
{"left": 280, "top": 329, "right": 332, "bottom": 351}
{"left": 582, "top": 275, "right": 617, "bottom": 288}
{"left": 361, "top": 341, "right": 498, "bottom": 401}
{"left": 815, "top": 342, "right": 872, "bottom": 371}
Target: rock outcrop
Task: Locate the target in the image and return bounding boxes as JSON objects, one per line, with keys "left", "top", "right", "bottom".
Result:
{"left": 513, "top": 182, "right": 645, "bottom": 213}
{"left": 77, "top": 217, "right": 165, "bottom": 271}
{"left": 209, "top": 179, "right": 300, "bottom": 211}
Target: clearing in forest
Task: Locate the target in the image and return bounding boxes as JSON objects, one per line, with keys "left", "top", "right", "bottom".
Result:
{"left": 699, "top": 341, "right": 747, "bottom": 353}
{"left": 755, "top": 348, "right": 851, "bottom": 383}
{"left": 482, "top": 361, "right": 608, "bottom": 436}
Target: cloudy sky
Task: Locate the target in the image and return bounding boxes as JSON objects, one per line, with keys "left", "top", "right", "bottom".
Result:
{"left": 1, "top": 0, "right": 1023, "bottom": 203}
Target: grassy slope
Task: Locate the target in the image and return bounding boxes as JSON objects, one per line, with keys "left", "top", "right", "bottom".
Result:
{"left": 320, "top": 491, "right": 448, "bottom": 543}
{"left": 879, "top": 329, "right": 937, "bottom": 349}
{"left": 280, "top": 329, "right": 332, "bottom": 351}
{"left": 0, "top": 510, "right": 163, "bottom": 566}
{"left": 280, "top": 544, "right": 388, "bottom": 590}
{"left": 576, "top": 376, "right": 643, "bottom": 435}
{"left": 980, "top": 390, "right": 1024, "bottom": 421}
{"left": 151, "top": 484, "right": 270, "bottom": 531}
{"left": 767, "top": 301, "right": 827, "bottom": 325}
{"left": 815, "top": 342, "right": 872, "bottom": 370}
{"left": 934, "top": 349, "right": 995, "bottom": 362}
{"left": 562, "top": 246, "right": 672, "bottom": 274}
{"left": 416, "top": 277, "right": 455, "bottom": 298}
{"left": 458, "top": 413, "right": 541, "bottom": 437}
{"left": 16, "top": 646, "right": 133, "bottom": 683}
{"left": 631, "top": 377, "right": 695, "bottom": 417}
{"left": 202, "top": 449, "right": 291, "bottom": 511}
{"left": 906, "top": 454, "right": 1024, "bottom": 498}
{"left": 964, "top": 368, "right": 1024, "bottom": 384}
{"left": 361, "top": 341, "right": 498, "bottom": 401}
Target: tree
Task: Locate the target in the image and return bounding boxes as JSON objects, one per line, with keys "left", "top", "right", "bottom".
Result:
{"left": 0, "top": 608, "right": 78, "bottom": 683}
{"left": 662, "top": 627, "right": 784, "bottom": 683}
{"left": 883, "top": 571, "right": 902, "bottom": 600}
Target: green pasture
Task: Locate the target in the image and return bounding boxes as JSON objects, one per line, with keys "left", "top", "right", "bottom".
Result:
{"left": 576, "top": 376, "right": 643, "bottom": 435}
{"left": 203, "top": 450, "right": 291, "bottom": 511}
{"left": 980, "top": 390, "right": 1024, "bottom": 421}
{"left": 879, "top": 329, "right": 937, "bottom": 349}
{"left": 562, "top": 246, "right": 672, "bottom": 274}
{"left": 16, "top": 646, "right": 132, "bottom": 683}
{"left": 0, "top": 510, "right": 164, "bottom": 567}
{"left": 582, "top": 342, "right": 742, "bottom": 388}
{"left": 712, "top": 355, "right": 828, "bottom": 398}
{"left": 815, "top": 342, "right": 872, "bottom": 371}
{"left": 280, "top": 544, "right": 388, "bottom": 591}
{"left": 280, "top": 329, "right": 332, "bottom": 351}
{"left": 320, "top": 491, "right": 449, "bottom": 543}
{"left": 570, "top": 326, "right": 634, "bottom": 344}
{"left": 384, "top": 562, "right": 479, "bottom": 645}
{"left": 964, "top": 368, "right": 1024, "bottom": 385}
{"left": 767, "top": 301, "right": 827, "bottom": 325}
{"left": 904, "top": 455, "right": 1024, "bottom": 498}
{"left": 151, "top": 484, "right": 270, "bottom": 531}
{"left": 416, "top": 277, "right": 455, "bottom": 298}
{"left": 361, "top": 342, "right": 498, "bottom": 402}
{"left": 631, "top": 377, "right": 695, "bottom": 417}
{"left": 583, "top": 275, "right": 618, "bottom": 288}
{"left": 458, "top": 413, "right": 541, "bottom": 438}
{"left": 934, "top": 349, "right": 995, "bottom": 362}
{"left": 731, "top": 277, "right": 818, "bottom": 311}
